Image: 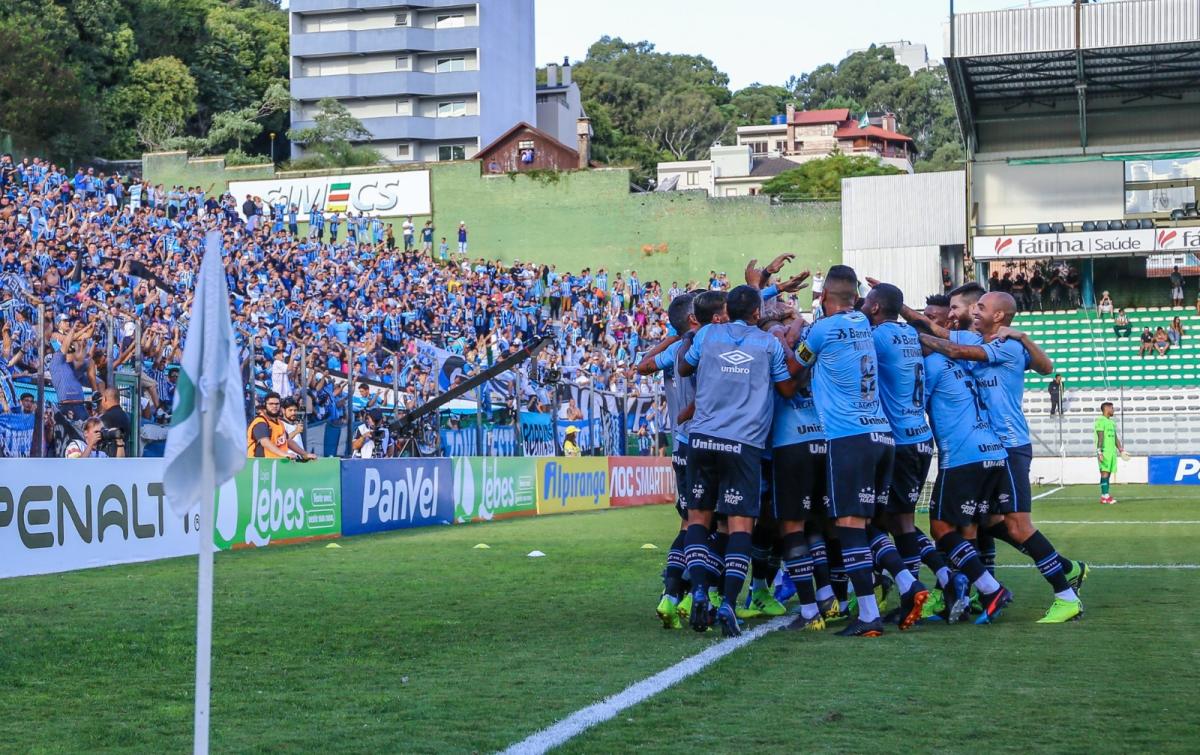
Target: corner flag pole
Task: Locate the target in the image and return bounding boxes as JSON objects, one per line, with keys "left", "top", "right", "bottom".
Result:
{"left": 194, "top": 411, "right": 216, "bottom": 755}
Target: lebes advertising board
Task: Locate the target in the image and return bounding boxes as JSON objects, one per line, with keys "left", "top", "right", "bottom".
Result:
{"left": 452, "top": 457, "right": 537, "bottom": 523}
{"left": 213, "top": 459, "right": 342, "bottom": 550}
{"left": 228, "top": 170, "right": 431, "bottom": 222}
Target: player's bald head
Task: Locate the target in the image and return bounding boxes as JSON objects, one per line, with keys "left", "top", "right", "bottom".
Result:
{"left": 975, "top": 291, "right": 1017, "bottom": 333}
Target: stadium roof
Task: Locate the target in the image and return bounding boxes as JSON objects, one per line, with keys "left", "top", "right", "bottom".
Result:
{"left": 944, "top": 0, "right": 1200, "bottom": 154}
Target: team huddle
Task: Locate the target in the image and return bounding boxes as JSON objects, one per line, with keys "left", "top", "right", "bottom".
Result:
{"left": 639, "top": 263, "right": 1088, "bottom": 638}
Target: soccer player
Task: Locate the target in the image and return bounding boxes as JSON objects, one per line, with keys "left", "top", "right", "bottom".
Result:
{"left": 918, "top": 319, "right": 1013, "bottom": 624}
{"left": 862, "top": 283, "right": 949, "bottom": 626}
{"left": 1095, "top": 402, "right": 1124, "bottom": 504}
{"left": 796, "top": 265, "right": 924, "bottom": 637}
{"left": 920, "top": 292, "right": 1088, "bottom": 624}
{"left": 679, "top": 285, "right": 801, "bottom": 636}
{"left": 636, "top": 292, "right": 698, "bottom": 628}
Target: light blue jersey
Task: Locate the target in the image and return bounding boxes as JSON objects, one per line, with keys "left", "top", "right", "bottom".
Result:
{"left": 652, "top": 339, "right": 686, "bottom": 448}
{"left": 949, "top": 330, "right": 1032, "bottom": 448}
{"left": 684, "top": 321, "right": 789, "bottom": 448}
{"left": 771, "top": 388, "right": 825, "bottom": 448}
{"left": 797, "top": 310, "right": 890, "bottom": 440}
{"left": 873, "top": 321, "right": 932, "bottom": 444}
{"left": 924, "top": 352, "right": 1007, "bottom": 469}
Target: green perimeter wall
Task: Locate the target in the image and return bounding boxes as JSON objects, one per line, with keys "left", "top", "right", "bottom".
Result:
{"left": 143, "top": 152, "right": 841, "bottom": 286}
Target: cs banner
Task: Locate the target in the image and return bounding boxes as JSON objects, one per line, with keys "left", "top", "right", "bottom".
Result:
{"left": 341, "top": 458, "right": 454, "bottom": 535}
{"left": 214, "top": 459, "right": 342, "bottom": 550}
{"left": 609, "top": 456, "right": 675, "bottom": 507}
{"left": 535, "top": 457, "right": 609, "bottom": 515}
{"left": 1148, "top": 456, "right": 1200, "bottom": 485}
{"left": 452, "top": 457, "right": 537, "bottom": 523}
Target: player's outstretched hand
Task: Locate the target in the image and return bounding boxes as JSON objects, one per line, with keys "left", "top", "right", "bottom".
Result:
{"left": 765, "top": 253, "right": 795, "bottom": 276}
{"left": 865, "top": 276, "right": 882, "bottom": 289}
{"left": 777, "top": 270, "right": 811, "bottom": 293}
{"left": 744, "top": 258, "right": 761, "bottom": 287}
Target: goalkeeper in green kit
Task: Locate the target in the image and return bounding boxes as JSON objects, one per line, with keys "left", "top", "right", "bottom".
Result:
{"left": 1094, "top": 402, "right": 1124, "bottom": 505}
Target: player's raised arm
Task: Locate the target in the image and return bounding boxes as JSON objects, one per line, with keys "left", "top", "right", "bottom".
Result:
{"left": 919, "top": 333, "right": 988, "bottom": 362}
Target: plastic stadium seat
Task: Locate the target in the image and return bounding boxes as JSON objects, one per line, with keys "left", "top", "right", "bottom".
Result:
{"left": 1186, "top": 202, "right": 1197, "bottom": 213}
{"left": 1037, "top": 223, "right": 1052, "bottom": 234}
{"left": 1189, "top": 207, "right": 1200, "bottom": 219}
{"left": 1051, "top": 222, "right": 1066, "bottom": 233}
{"left": 1125, "top": 220, "right": 1140, "bottom": 230}
{"left": 1171, "top": 209, "right": 1186, "bottom": 220}
{"left": 1108, "top": 220, "right": 1125, "bottom": 230}
{"left": 1140, "top": 218, "right": 1154, "bottom": 229}
{"left": 1082, "top": 221, "right": 1097, "bottom": 231}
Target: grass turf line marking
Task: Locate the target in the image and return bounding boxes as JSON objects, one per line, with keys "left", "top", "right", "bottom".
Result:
{"left": 998, "top": 563, "right": 1200, "bottom": 570}
{"left": 1031, "top": 486, "right": 1065, "bottom": 501}
{"left": 500, "top": 616, "right": 791, "bottom": 755}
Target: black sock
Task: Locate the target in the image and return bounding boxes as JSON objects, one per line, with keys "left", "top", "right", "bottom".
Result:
{"left": 683, "top": 524, "right": 713, "bottom": 593}
{"left": 836, "top": 526, "right": 876, "bottom": 613}
{"left": 1021, "top": 530, "right": 1072, "bottom": 593}
{"left": 896, "top": 531, "right": 923, "bottom": 579}
{"left": 665, "top": 530, "right": 687, "bottom": 598}
{"left": 722, "top": 532, "right": 753, "bottom": 605}
{"left": 708, "top": 531, "right": 730, "bottom": 583}
{"left": 781, "top": 531, "right": 816, "bottom": 606}
{"left": 867, "top": 524, "right": 912, "bottom": 587}
{"left": 976, "top": 531, "right": 997, "bottom": 575}
{"left": 826, "top": 537, "right": 849, "bottom": 602}
{"left": 937, "top": 531, "right": 988, "bottom": 585}
{"left": 808, "top": 534, "right": 831, "bottom": 590}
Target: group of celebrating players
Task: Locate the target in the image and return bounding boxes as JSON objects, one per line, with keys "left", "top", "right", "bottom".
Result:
{"left": 639, "top": 260, "right": 1088, "bottom": 638}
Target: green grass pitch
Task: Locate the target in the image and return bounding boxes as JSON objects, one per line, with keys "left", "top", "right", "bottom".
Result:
{"left": 1, "top": 484, "right": 1198, "bottom": 753}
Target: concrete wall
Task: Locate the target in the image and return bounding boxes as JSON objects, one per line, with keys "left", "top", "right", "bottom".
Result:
{"left": 142, "top": 151, "right": 841, "bottom": 287}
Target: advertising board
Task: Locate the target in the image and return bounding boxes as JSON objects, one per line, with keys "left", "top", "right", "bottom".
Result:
{"left": 213, "top": 459, "right": 341, "bottom": 550}
{"left": 228, "top": 170, "right": 431, "bottom": 222}
{"left": 452, "top": 457, "right": 537, "bottom": 523}
{"left": 535, "top": 457, "right": 610, "bottom": 515}
{"left": 1148, "top": 456, "right": 1200, "bottom": 485}
{"left": 340, "top": 459, "right": 454, "bottom": 535}
{"left": 608, "top": 457, "right": 675, "bottom": 507}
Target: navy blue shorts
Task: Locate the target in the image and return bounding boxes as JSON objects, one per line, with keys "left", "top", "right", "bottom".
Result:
{"left": 672, "top": 447, "right": 689, "bottom": 519}
{"left": 931, "top": 459, "right": 1014, "bottom": 527}
{"left": 772, "top": 441, "right": 827, "bottom": 522}
{"left": 825, "top": 432, "right": 895, "bottom": 519}
{"left": 885, "top": 441, "right": 934, "bottom": 514}
{"left": 686, "top": 433, "right": 763, "bottom": 518}
{"left": 999, "top": 444, "right": 1034, "bottom": 514}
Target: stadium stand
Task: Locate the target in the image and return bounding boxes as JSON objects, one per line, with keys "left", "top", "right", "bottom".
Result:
{"left": 1014, "top": 308, "right": 1200, "bottom": 390}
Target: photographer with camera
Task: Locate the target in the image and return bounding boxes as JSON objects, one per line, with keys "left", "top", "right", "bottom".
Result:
{"left": 353, "top": 408, "right": 389, "bottom": 459}
{"left": 96, "top": 387, "right": 130, "bottom": 458}
{"left": 64, "top": 417, "right": 122, "bottom": 458}
{"left": 247, "top": 391, "right": 315, "bottom": 460}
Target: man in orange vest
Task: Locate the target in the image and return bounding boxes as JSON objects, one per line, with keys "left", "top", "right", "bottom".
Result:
{"left": 247, "top": 391, "right": 314, "bottom": 459}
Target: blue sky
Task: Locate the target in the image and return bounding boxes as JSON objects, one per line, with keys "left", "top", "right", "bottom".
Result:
{"left": 536, "top": 0, "right": 1051, "bottom": 89}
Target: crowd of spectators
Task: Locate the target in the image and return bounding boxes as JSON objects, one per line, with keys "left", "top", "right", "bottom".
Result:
{"left": 987, "top": 264, "right": 1080, "bottom": 311}
{"left": 0, "top": 152, "right": 727, "bottom": 457}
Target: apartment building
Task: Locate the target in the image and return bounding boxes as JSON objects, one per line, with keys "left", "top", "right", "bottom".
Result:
{"left": 288, "top": 0, "right": 535, "bottom": 164}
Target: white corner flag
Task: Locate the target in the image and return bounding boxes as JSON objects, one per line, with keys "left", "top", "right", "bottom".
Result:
{"left": 163, "top": 229, "right": 247, "bottom": 755}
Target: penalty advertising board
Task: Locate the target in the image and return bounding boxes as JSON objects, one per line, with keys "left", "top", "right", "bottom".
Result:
{"left": 228, "top": 171, "right": 431, "bottom": 222}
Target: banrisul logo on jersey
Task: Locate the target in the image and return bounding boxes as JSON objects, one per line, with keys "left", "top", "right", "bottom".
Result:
{"left": 453, "top": 457, "right": 537, "bottom": 523}
{"left": 535, "top": 458, "right": 609, "bottom": 514}
{"left": 718, "top": 349, "right": 754, "bottom": 374}
{"left": 213, "top": 459, "right": 341, "bottom": 550}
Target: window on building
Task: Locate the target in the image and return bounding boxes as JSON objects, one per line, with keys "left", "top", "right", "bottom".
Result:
{"left": 395, "top": 99, "right": 412, "bottom": 115}
{"left": 395, "top": 55, "right": 411, "bottom": 71}
{"left": 725, "top": 188, "right": 739, "bottom": 197}
{"left": 437, "top": 101, "right": 466, "bottom": 118}
{"left": 439, "top": 145, "right": 467, "bottom": 161}
{"left": 749, "top": 187, "right": 759, "bottom": 196}
{"left": 748, "top": 141, "right": 768, "bottom": 155}
{"left": 536, "top": 94, "right": 549, "bottom": 104}
{"left": 394, "top": 12, "right": 410, "bottom": 26}
{"left": 773, "top": 140, "right": 786, "bottom": 153}
{"left": 396, "top": 144, "right": 412, "bottom": 159}
{"left": 436, "top": 57, "right": 466, "bottom": 73}
{"left": 686, "top": 171, "right": 698, "bottom": 186}
{"left": 435, "top": 14, "right": 465, "bottom": 28}
{"left": 518, "top": 139, "right": 536, "bottom": 164}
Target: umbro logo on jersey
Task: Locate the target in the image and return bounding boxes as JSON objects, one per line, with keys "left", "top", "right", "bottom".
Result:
{"left": 718, "top": 349, "right": 753, "bottom": 374}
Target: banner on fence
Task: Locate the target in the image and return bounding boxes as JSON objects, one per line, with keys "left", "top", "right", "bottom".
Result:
{"left": 535, "top": 457, "right": 610, "bottom": 515}
{"left": 0, "top": 459, "right": 202, "bottom": 579}
{"left": 452, "top": 457, "right": 537, "bottom": 523}
{"left": 341, "top": 458, "right": 454, "bottom": 535}
{"left": 521, "top": 412, "right": 555, "bottom": 457}
{"left": 0, "top": 413, "right": 35, "bottom": 458}
{"left": 213, "top": 458, "right": 341, "bottom": 550}
{"left": 1148, "top": 455, "right": 1200, "bottom": 485}
{"left": 608, "top": 456, "right": 675, "bottom": 507}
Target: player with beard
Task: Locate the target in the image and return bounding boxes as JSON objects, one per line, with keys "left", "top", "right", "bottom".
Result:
{"left": 920, "top": 292, "right": 1088, "bottom": 623}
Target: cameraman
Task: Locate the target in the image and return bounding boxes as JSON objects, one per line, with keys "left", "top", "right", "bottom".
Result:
{"left": 352, "top": 408, "right": 389, "bottom": 459}
{"left": 96, "top": 387, "right": 130, "bottom": 458}
{"left": 65, "top": 417, "right": 121, "bottom": 458}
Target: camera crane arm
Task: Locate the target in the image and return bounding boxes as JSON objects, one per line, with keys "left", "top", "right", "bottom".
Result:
{"left": 393, "top": 334, "right": 552, "bottom": 431}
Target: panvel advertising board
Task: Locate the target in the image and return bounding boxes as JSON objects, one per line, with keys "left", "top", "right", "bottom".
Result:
{"left": 340, "top": 459, "right": 454, "bottom": 535}
{"left": 535, "top": 457, "right": 610, "bottom": 515}
{"left": 213, "top": 458, "right": 341, "bottom": 550}
{"left": 452, "top": 457, "right": 537, "bottom": 523}
{"left": 1148, "top": 456, "right": 1200, "bottom": 485}
{"left": 228, "top": 170, "right": 431, "bottom": 222}
{"left": 0, "top": 459, "right": 201, "bottom": 579}
{"left": 609, "top": 457, "right": 675, "bottom": 507}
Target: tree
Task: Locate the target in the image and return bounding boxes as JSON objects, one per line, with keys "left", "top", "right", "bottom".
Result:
{"left": 286, "top": 98, "right": 381, "bottom": 169}
{"left": 727, "top": 84, "right": 792, "bottom": 127}
{"left": 639, "top": 91, "right": 728, "bottom": 161}
{"left": 760, "top": 153, "right": 904, "bottom": 201}
{"left": 104, "top": 56, "right": 198, "bottom": 157}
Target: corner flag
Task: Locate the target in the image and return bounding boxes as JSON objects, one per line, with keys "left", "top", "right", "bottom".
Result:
{"left": 162, "top": 229, "right": 247, "bottom": 754}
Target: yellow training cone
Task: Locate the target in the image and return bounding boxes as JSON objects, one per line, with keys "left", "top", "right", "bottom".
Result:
{"left": 473, "top": 543, "right": 491, "bottom": 549}
{"left": 641, "top": 543, "right": 658, "bottom": 550}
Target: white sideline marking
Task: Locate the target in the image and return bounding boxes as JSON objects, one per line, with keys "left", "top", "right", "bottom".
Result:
{"left": 1032, "top": 486, "right": 1064, "bottom": 501}
{"left": 998, "top": 563, "right": 1200, "bottom": 570}
{"left": 500, "top": 616, "right": 791, "bottom": 755}
{"left": 1038, "top": 520, "right": 1200, "bottom": 525}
